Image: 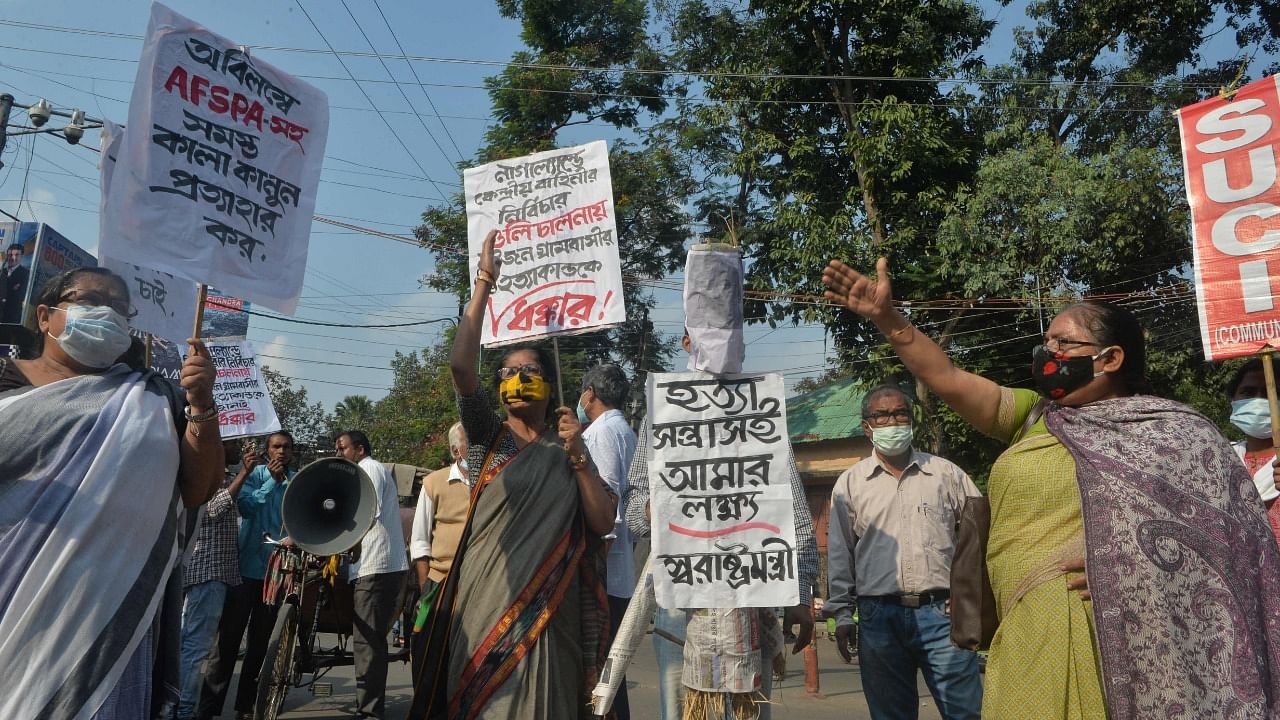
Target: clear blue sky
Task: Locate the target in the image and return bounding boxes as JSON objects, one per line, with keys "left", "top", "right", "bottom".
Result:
{"left": 0, "top": 0, "right": 1256, "bottom": 411}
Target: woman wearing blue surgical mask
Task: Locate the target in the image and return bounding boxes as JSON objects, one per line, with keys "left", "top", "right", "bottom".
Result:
{"left": 823, "top": 256, "right": 1280, "bottom": 720}
{"left": 0, "top": 267, "right": 222, "bottom": 720}
{"left": 410, "top": 229, "right": 616, "bottom": 720}
{"left": 1227, "top": 359, "right": 1280, "bottom": 547}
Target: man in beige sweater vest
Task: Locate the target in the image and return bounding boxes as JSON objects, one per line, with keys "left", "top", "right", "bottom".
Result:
{"left": 410, "top": 422, "right": 471, "bottom": 592}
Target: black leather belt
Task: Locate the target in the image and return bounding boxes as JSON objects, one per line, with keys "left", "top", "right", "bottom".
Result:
{"left": 864, "top": 589, "right": 949, "bottom": 609}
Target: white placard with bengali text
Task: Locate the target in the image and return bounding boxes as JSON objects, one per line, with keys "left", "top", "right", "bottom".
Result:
{"left": 208, "top": 339, "right": 281, "bottom": 439}
{"left": 464, "top": 140, "right": 625, "bottom": 346}
{"left": 647, "top": 371, "right": 799, "bottom": 609}
{"left": 100, "top": 2, "right": 328, "bottom": 315}
{"left": 102, "top": 257, "right": 199, "bottom": 349}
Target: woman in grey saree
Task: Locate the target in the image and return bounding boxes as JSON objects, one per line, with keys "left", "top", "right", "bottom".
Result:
{"left": 410, "top": 230, "right": 618, "bottom": 720}
{"left": 0, "top": 268, "right": 222, "bottom": 719}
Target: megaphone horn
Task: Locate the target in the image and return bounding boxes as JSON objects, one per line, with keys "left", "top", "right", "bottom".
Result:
{"left": 282, "top": 458, "right": 378, "bottom": 556}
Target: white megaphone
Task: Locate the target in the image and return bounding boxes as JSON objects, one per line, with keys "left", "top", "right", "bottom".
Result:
{"left": 281, "top": 457, "right": 378, "bottom": 556}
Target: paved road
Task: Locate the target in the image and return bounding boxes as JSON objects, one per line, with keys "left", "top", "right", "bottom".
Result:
{"left": 211, "top": 628, "right": 947, "bottom": 720}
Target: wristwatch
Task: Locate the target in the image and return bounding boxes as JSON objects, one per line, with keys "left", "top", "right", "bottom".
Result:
{"left": 568, "top": 449, "right": 590, "bottom": 470}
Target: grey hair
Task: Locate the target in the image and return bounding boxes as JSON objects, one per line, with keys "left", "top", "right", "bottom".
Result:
{"left": 447, "top": 421, "right": 466, "bottom": 455}
{"left": 581, "top": 363, "right": 630, "bottom": 409}
{"left": 860, "top": 383, "right": 912, "bottom": 419}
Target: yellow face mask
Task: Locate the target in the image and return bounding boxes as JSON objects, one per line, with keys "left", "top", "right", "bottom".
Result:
{"left": 499, "top": 373, "right": 551, "bottom": 404}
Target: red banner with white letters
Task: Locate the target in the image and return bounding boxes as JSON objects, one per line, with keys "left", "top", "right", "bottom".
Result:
{"left": 1177, "top": 74, "right": 1280, "bottom": 361}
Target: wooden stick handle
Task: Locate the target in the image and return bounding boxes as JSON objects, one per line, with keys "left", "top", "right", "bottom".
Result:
{"left": 192, "top": 284, "right": 207, "bottom": 344}
{"left": 1262, "top": 349, "right": 1280, "bottom": 452}
{"left": 552, "top": 336, "right": 566, "bottom": 408}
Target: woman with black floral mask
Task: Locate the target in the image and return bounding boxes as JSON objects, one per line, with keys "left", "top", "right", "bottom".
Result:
{"left": 0, "top": 266, "right": 222, "bottom": 719}
{"left": 823, "top": 257, "right": 1280, "bottom": 720}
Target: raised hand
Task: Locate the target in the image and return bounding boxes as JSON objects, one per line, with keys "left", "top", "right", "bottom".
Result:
{"left": 477, "top": 229, "right": 502, "bottom": 284}
{"left": 180, "top": 338, "right": 215, "bottom": 412}
{"left": 821, "top": 257, "right": 896, "bottom": 323}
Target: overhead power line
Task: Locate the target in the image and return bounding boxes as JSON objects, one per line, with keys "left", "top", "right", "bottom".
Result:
{"left": 0, "top": 18, "right": 1231, "bottom": 90}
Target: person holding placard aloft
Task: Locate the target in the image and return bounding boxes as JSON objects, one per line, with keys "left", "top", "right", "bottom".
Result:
{"left": 821, "top": 256, "right": 1280, "bottom": 719}
{"left": 0, "top": 266, "right": 223, "bottom": 719}
{"left": 409, "top": 229, "right": 617, "bottom": 720}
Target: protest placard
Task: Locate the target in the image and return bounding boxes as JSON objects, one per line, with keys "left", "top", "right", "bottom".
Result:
{"left": 100, "top": 119, "right": 201, "bottom": 350}
{"left": 1177, "top": 74, "right": 1280, "bottom": 361}
{"left": 208, "top": 339, "right": 280, "bottom": 439}
{"left": 463, "top": 140, "right": 625, "bottom": 346}
{"left": 646, "top": 371, "right": 799, "bottom": 609}
{"left": 103, "top": 258, "right": 198, "bottom": 349}
{"left": 100, "top": 3, "right": 328, "bottom": 315}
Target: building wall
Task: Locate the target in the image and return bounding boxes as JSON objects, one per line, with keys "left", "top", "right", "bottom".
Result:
{"left": 794, "top": 436, "right": 871, "bottom": 598}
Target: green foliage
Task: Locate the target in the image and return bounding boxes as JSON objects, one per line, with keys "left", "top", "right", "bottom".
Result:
{"left": 260, "top": 365, "right": 332, "bottom": 446}
{"left": 416, "top": 0, "right": 692, "bottom": 417}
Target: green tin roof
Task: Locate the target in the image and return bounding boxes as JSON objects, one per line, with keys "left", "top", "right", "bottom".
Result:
{"left": 787, "top": 377, "right": 869, "bottom": 443}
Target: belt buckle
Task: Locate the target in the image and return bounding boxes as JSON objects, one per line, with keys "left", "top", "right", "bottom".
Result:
{"left": 900, "top": 593, "right": 922, "bottom": 609}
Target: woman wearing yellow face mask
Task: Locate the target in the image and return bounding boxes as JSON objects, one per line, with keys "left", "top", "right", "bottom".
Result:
{"left": 410, "top": 229, "right": 617, "bottom": 720}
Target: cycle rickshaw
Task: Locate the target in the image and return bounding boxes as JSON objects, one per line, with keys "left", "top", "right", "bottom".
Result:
{"left": 253, "top": 458, "right": 378, "bottom": 720}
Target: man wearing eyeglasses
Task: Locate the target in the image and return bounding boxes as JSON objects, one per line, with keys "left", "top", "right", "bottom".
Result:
{"left": 1, "top": 243, "right": 29, "bottom": 325}
{"left": 826, "top": 383, "right": 984, "bottom": 720}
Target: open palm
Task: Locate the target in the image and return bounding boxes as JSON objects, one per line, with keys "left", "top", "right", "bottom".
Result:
{"left": 821, "top": 257, "right": 895, "bottom": 321}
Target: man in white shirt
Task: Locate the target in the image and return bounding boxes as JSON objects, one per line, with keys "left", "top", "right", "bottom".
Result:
{"left": 578, "top": 363, "right": 638, "bottom": 720}
{"left": 826, "top": 384, "right": 983, "bottom": 720}
{"left": 335, "top": 430, "right": 409, "bottom": 719}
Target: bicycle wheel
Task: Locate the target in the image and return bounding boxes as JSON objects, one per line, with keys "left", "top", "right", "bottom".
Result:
{"left": 254, "top": 602, "right": 298, "bottom": 720}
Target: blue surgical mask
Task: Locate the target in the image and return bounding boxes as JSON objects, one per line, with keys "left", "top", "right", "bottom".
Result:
{"left": 49, "top": 304, "right": 132, "bottom": 369}
{"left": 576, "top": 403, "right": 590, "bottom": 425}
{"left": 1231, "top": 398, "right": 1273, "bottom": 440}
{"left": 870, "top": 423, "right": 913, "bottom": 456}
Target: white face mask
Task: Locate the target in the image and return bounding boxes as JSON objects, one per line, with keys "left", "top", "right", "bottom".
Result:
{"left": 870, "top": 423, "right": 914, "bottom": 456}
{"left": 48, "top": 304, "right": 132, "bottom": 369}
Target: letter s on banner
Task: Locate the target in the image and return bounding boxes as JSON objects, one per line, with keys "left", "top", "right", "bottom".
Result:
{"left": 1177, "top": 74, "right": 1280, "bottom": 361}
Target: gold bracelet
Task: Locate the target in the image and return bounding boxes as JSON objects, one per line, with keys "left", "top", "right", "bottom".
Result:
{"left": 887, "top": 323, "right": 914, "bottom": 343}
{"left": 475, "top": 269, "right": 495, "bottom": 287}
{"left": 568, "top": 450, "right": 590, "bottom": 470}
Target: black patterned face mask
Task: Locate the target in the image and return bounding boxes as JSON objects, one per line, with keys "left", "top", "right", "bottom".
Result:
{"left": 1030, "top": 345, "right": 1114, "bottom": 400}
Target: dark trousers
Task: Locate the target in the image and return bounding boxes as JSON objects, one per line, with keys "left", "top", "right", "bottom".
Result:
{"left": 196, "top": 578, "right": 278, "bottom": 718}
{"left": 353, "top": 570, "right": 408, "bottom": 718}
{"left": 608, "top": 594, "right": 632, "bottom": 720}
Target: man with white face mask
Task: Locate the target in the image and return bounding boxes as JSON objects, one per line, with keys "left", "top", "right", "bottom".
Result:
{"left": 826, "top": 383, "right": 984, "bottom": 720}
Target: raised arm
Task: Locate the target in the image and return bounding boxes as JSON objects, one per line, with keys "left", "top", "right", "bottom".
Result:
{"left": 449, "top": 230, "right": 499, "bottom": 397}
{"left": 821, "top": 257, "right": 1004, "bottom": 436}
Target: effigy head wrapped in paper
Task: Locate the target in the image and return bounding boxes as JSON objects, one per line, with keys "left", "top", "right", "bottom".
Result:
{"left": 684, "top": 243, "right": 745, "bottom": 375}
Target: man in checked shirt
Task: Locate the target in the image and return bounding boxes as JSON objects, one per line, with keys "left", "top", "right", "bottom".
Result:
{"left": 176, "top": 439, "right": 251, "bottom": 720}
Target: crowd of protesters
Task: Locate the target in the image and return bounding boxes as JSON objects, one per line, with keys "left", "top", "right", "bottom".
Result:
{"left": 7, "top": 244, "right": 1280, "bottom": 720}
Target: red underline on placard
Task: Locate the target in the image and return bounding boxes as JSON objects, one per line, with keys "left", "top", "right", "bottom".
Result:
{"left": 668, "top": 522, "right": 781, "bottom": 538}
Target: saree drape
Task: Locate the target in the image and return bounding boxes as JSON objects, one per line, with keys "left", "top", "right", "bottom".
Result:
{"left": 410, "top": 428, "right": 608, "bottom": 720}
{"left": 0, "top": 365, "right": 191, "bottom": 719}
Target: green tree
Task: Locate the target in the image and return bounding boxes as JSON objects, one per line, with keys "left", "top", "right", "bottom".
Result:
{"left": 329, "top": 394, "right": 377, "bottom": 439}
{"left": 261, "top": 365, "right": 332, "bottom": 446}
{"left": 364, "top": 341, "right": 460, "bottom": 469}
{"left": 660, "top": 0, "right": 1278, "bottom": 478}
{"left": 417, "top": 0, "right": 691, "bottom": 403}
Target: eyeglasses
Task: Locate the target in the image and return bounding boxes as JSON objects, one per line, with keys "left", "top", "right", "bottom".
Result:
{"left": 497, "top": 363, "right": 544, "bottom": 380}
{"left": 863, "top": 409, "right": 912, "bottom": 426}
{"left": 1042, "top": 337, "right": 1098, "bottom": 353}
{"left": 59, "top": 290, "right": 133, "bottom": 317}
